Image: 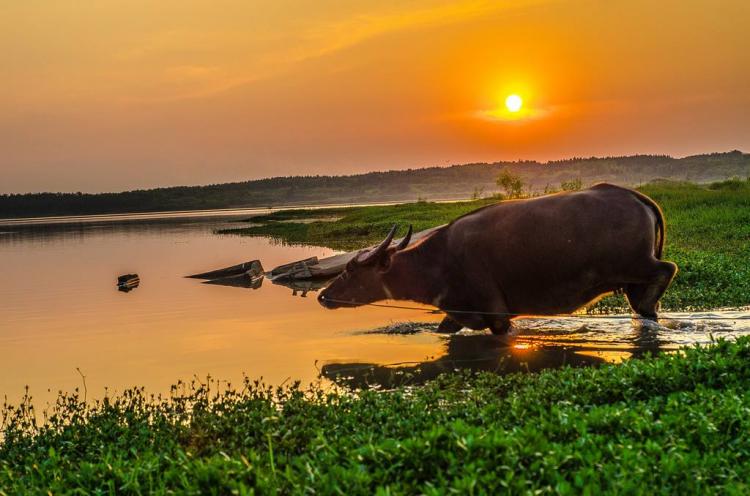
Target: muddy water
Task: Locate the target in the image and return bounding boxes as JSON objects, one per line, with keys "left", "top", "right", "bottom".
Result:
{"left": 1, "top": 210, "right": 748, "bottom": 403}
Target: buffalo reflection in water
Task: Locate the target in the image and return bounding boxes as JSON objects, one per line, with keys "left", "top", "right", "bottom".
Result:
{"left": 320, "top": 333, "right": 619, "bottom": 390}
{"left": 321, "top": 316, "right": 676, "bottom": 390}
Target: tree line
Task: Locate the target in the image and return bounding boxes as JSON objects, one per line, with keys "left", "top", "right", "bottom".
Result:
{"left": 1, "top": 151, "right": 747, "bottom": 218}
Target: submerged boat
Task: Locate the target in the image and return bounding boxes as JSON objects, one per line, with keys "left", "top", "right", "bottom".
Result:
{"left": 187, "top": 226, "right": 439, "bottom": 293}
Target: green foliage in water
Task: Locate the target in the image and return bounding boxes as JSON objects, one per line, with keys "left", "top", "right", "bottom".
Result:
{"left": 221, "top": 179, "right": 750, "bottom": 311}
{"left": 3, "top": 338, "right": 750, "bottom": 493}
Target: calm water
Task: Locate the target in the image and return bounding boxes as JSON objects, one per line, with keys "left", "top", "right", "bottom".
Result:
{"left": 1, "top": 210, "right": 749, "bottom": 404}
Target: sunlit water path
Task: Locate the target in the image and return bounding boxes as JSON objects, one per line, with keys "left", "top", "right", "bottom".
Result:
{"left": 1, "top": 210, "right": 748, "bottom": 404}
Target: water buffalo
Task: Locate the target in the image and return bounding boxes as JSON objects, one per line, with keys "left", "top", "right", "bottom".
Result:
{"left": 318, "top": 184, "right": 677, "bottom": 339}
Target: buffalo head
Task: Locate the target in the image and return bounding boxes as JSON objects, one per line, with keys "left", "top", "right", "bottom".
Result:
{"left": 318, "top": 224, "right": 412, "bottom": 309}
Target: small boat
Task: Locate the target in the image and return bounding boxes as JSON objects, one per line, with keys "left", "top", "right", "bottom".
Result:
{"left": 117, "top": 274, "right": 140, "bottom": 292}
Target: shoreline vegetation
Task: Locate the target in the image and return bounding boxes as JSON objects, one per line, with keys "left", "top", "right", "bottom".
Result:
{"left": 1, "top": 151, "right": 748, "bottom": 219}
{"left": 3, "top": 338, "right": 750, "bottom": 493}
{"left": 219, "top": 179, "right": 750, "bottom": 312}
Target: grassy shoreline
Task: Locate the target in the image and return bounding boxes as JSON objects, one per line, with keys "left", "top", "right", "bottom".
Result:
{"left": 219, "top": 179, "right": 750, "bottom": 312}
{"left": 3, "top": 338, "right": 750, "bottom": 493}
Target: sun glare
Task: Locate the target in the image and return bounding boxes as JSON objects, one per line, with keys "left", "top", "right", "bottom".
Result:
{"left": 505, "top": 94, "right": 523, "bottom": 112}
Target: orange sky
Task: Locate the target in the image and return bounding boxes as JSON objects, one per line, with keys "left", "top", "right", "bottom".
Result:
{"left": 1, "top": 0, "right": 748, "bottom": 193}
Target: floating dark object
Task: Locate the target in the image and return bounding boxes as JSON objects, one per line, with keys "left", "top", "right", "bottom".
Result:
{"left": 117, "top": 274, "right": 140, "bottom": 292}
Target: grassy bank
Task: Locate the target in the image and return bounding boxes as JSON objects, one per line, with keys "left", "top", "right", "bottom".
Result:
{"left": 220, "top": 179, "right": 750, "bottom": 311}
{"left": 2, "top": 338, "right": 750, "bottom": 493}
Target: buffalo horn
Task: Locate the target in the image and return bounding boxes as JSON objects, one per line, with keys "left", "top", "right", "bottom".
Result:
{"left": 357, "top": 224, "right": 398, "bottom": 264}
{"left": 395, "top": 225, "right": 413, "bottom": 251}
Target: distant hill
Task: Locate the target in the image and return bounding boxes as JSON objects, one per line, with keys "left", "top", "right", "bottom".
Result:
{"left": 1, "top": 151, "right": 748, "bottom": 219}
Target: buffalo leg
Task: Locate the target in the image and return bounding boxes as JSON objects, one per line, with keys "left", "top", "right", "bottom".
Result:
{"left": 626, "top": 261, "right": 678, "bottom": 319}
{"left": 444, "top": 306, "right": 486, "bottom": 330}
{"left": 488, "top": 318, "right": 511, "bottom": 335}
{"left": 489, "top": 318, "right": 517, "bottom": 347}
{"left": 436, "top": 316, "right": 464, "bottom": 334}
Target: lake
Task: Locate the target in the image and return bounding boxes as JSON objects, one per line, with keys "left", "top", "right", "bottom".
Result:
{"left": 2, "top": 209, "right": 749, "bottom": 404}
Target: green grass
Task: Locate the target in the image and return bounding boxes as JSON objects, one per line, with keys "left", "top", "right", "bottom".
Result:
{"left": 226, "top": 198, "right": 499, "bottom": 251}
{"left": 638, "top": 180, "right": 750, "bottom": 310}
{"left": 4, "top": 338, "right": 750, "bottom": 494}
{"left": 220, "top": 180, "right": 750, "bottom": 311}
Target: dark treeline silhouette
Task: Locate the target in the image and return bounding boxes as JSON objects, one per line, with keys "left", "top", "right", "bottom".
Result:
{"left": 1, "top": 151, "right": 748, "bottom": 218}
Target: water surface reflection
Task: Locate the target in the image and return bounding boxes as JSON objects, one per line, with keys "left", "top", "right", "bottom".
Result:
{"left": 321, "top": 313, "right": 750, "bottom": 390}
{"left": 322, "top": 333, "right": 611, "bottom": 390}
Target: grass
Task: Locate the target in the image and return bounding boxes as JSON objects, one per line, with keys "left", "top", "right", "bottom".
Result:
{"left": 3, "top": 338, "right": 750, "bottom": 493}
{"left": 219, "top": 179, "right": 750, "bottom": 311}
{"left": 226, "top": 198, "right": 499, "bottom": 251}
{"left": 638, "top": 180, "right": 750, "bottom": 310}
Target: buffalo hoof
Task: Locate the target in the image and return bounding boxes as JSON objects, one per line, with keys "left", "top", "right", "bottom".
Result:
{"left": 436, "top": 317, "right": 464, "bottom": 334}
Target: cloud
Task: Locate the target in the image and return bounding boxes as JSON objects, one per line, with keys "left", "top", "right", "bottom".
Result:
{"left": 0, "top": 1, "right": 545, "bottom": 106}
{"left": 125, "top": 1, "right": 543, "bottom": 102}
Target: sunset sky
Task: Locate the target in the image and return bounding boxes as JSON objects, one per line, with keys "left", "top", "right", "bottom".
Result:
{"left": 2, "top": 0, "right": 748, "bottom": 193}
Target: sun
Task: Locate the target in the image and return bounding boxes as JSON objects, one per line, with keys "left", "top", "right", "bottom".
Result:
{"left": 480, "top": 90, "right": 536, "bottom": 121}
{"left": 505, "top": 94, "right": 523, "bottom": 113}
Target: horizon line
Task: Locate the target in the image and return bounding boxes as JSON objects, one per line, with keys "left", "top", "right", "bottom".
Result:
{"left": 2, "top": 149, "right": 745, "bottom": 197}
